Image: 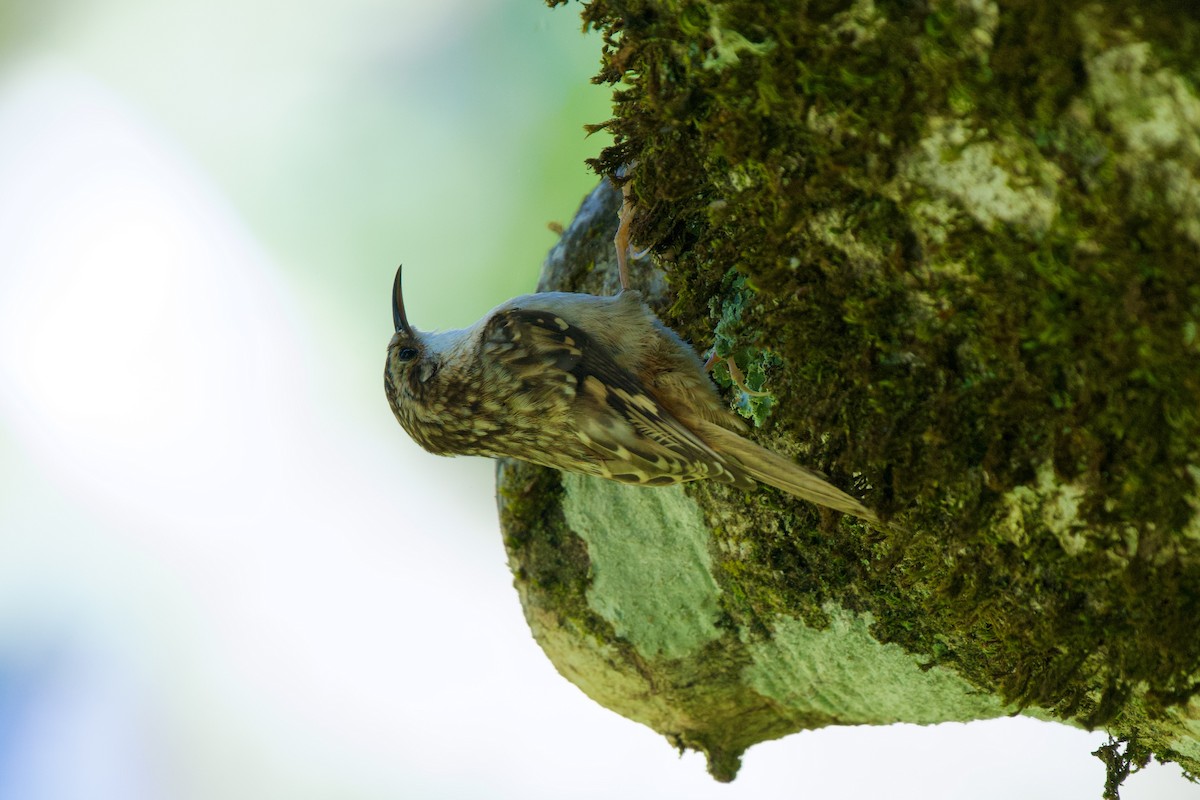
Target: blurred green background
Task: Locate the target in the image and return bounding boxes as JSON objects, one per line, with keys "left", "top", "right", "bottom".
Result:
{"left": 1, "top": 0, "right": 612, "bottom": 416}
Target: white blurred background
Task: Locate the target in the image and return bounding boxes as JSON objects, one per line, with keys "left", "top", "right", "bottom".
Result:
{"left": 0, "top": 1, "right": 1193, "bottom": 798}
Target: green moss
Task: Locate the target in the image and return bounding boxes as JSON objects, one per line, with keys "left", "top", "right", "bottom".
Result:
{"left": 497, "top": 460, "right": 612, "bottom": 642}
{"left": 1093, "top": 735, "right": 1157, "bottom": 800}
{"left": 551, "top": 0, "right": 1200, "bottom": 784}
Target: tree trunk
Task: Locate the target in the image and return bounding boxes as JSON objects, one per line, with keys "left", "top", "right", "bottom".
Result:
{"left": 499, "top": 1, "right": 1200, "bottom": 792}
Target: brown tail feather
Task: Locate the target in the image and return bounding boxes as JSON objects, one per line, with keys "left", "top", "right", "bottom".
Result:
{"left": 695, "top": 420, "right": 880, "bottom": 525}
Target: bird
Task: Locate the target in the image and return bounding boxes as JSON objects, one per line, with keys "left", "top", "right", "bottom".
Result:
{"left": 384, "top": 265, "right": 880, "bottom": 524}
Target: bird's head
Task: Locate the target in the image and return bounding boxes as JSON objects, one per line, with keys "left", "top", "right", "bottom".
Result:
{"left": 384, "top": 265, "right": 442, "bottom": 413}
{"left": 385, "top": 265, "right": 488, "bottom": 456}
{"left": 387, "top": 263, "right": 423, "bottom": 365}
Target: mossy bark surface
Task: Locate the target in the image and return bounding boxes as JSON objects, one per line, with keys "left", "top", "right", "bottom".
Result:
{"left": 499, "top": 0, "right": 1200, "bottom": 790}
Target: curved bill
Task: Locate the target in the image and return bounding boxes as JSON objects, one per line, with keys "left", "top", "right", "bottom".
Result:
{"left": 392, "top": 265, "right": 414, "bottom": 336}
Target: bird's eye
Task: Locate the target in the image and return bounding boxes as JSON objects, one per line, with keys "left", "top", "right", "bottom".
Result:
{"left": 397, "top": 347, "right": 419, "bottom": 362}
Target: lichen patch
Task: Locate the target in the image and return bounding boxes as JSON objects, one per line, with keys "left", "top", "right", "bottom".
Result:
{"left": 744, "top": 605, "right": 1005, "bottom": 723}
{"left": 898, "top": 117, "right": 1061, "bottom": 235}
{"left": 562, "top": 473, "right": 724, "bottom": 659}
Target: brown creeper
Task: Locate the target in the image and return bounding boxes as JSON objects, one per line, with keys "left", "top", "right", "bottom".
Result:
{"left": 384, "top": 266, "right": 879, "bottom": 524}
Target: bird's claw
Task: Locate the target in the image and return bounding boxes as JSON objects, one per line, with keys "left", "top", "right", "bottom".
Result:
{"left": 706, "top": 352, "right": 771, "bottom": 397}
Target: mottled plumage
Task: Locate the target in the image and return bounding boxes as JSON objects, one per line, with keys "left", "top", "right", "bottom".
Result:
{"left": 384, "top": 266, "right": 878, "bottom": 524}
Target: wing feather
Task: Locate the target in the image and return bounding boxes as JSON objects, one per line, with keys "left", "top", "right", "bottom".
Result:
{"left": 484, "top": 308, "right": 748, "bottom": 487}
{"left": 688, "top": 418, "right": 879, "bottom": 523}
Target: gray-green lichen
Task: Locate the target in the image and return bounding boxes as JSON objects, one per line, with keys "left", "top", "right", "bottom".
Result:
{"left": 746, "top": 606, "right": 1006, "bottom": 723}
{"left": 999, "top": 462, "right": 1090, "bottom": 556}
{"left": 1172, "top": 703, "right": 1200, "bottom": 762}
{"left": 562, "top": 473, "right": 723, "bottom": 659}
{"left": 703, "top": 8, "right": 775, "bottom": 71}
{"left": 1077, "top": 16, "right": 1200, "bottom": 247}
{"left": 896, "top": 116, "right": 1062, "bottom": 235}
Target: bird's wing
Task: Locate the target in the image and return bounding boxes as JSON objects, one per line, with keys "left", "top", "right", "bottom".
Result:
{"left": 483, "top": 308, "right": 750, "bottom": 487}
